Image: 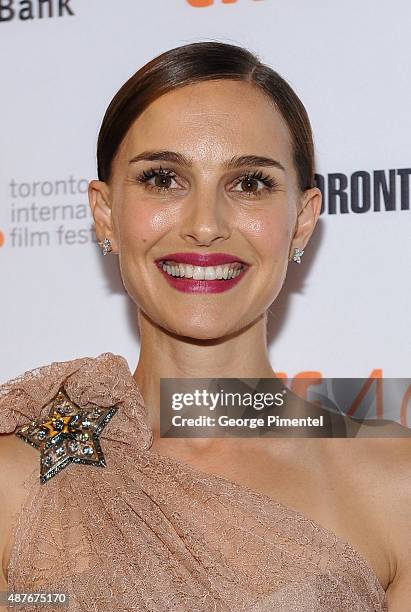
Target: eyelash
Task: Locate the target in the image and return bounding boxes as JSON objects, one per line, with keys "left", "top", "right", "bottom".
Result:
{"left": 135, "top": 166, "right": 279, "bottom": 199}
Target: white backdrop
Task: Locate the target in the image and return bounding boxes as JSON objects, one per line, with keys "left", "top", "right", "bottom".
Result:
{"left": 1, "top": 1, "right": 410, "bottom": 421}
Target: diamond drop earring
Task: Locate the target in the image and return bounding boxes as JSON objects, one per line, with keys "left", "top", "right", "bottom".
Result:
{"left": 291, "top": 247, "right": 304, "bottom": 264}
{"left": 99, "top": 238, "right": 112, "bottom": 256}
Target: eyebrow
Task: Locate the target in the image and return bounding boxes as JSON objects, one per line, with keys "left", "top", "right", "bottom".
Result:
{"left": 128, "top": 150, "right": 286, "bottom": 173}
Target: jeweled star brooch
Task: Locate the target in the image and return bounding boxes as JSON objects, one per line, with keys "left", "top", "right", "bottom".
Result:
{"left": 15, "top": 387, "right": 118, "bottom": 484}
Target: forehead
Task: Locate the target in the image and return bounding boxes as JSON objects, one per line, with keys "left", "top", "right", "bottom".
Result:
{"left": 120, "top": 80, "right": 293, "bottom": 167}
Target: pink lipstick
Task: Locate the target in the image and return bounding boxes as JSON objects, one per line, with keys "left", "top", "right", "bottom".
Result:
{"left": 154, "top": 252, "right": 250, "bottom": 294}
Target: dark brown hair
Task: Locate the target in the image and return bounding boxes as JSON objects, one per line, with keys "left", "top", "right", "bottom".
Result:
{"left": 97, "top": 41, "right": 315, "bottom": 192}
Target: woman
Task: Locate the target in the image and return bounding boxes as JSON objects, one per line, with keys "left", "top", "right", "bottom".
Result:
{"left": 0, "top": 41, "right": 409, "bottom": 611}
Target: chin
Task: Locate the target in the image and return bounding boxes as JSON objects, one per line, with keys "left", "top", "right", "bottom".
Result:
{"left": 164, "top": 318, "right": 248, "bottom": 342}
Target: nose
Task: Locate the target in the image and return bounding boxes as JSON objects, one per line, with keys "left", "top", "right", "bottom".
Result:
{"left": 178, "top": 186, "right": 232, "bottom": 247}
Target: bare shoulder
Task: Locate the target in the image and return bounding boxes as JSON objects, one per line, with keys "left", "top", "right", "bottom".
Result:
{"left": 0, "top": 432, "right": 38, "bottom": 586}
{"left": 341, "top": 427, "right": 411, "bottom": 608}
{"left": 371, "top": 434, "right": 411, "bottom": 609}
{"left": 381, "top": 438, "right": 411, "bottom": 612}
{"left": 0, "top": 432, "right": 39, "bottom": 492}
{"left": 345, "top": 423, "right": 411, "bottom": 530}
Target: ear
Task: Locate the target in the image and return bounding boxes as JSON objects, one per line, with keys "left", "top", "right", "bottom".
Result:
{"left": 88, "top": 180, "right": 118, "bottom": 253}
{"left": 288, "top": 187, "right": 322, "bottom": 259}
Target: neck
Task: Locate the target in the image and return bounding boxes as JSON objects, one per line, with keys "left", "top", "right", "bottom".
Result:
{"left": 133, "top": 309, "right": 277, "bottom": 450}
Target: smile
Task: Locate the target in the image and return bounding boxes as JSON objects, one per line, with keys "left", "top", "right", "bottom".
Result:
{"left": 155, "top": 260, "right": 249, "bottom": 294}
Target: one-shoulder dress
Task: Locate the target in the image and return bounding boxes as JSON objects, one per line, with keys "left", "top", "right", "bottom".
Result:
{"left": 0, "top": 352, "right": 388, "bottom": 611}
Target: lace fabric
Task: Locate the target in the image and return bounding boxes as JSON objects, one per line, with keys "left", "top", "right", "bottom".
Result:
{"left": 0, "top": 352, "right": 388, "bottom": 611}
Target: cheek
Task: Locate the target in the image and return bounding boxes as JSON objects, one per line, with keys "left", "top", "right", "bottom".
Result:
{"left": 237, "top": 207, "right": 292, "bottom": 262}
{"left": 117, "top": 197, "right": 174, "bottom": 247}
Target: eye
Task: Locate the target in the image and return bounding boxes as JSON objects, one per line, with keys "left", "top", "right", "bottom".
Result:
{"left": 231, "top": 170, "right": 279, "bottom": 198}
{"left": 135, "top": 166, "right": 181, "bottom": 193}
{"left": 135, "top": 166, "right": 279, "bottom": 198}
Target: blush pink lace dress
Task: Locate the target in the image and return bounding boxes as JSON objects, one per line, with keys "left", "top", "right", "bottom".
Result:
{"left": 0, "top": 352, "right": 388, "bottom": 611}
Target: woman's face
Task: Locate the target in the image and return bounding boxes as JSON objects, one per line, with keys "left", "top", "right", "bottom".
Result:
{"left": 90, "top": 80, "right": 321, "bottom": 340}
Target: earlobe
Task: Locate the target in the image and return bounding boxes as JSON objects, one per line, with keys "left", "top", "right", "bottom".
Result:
{"left": 88, "top": 180, "right": 118, "bottom": 252}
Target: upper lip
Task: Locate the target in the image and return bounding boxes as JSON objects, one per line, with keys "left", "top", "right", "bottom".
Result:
{"left": 155, "top": 252, "right": 249, "bottom": 266}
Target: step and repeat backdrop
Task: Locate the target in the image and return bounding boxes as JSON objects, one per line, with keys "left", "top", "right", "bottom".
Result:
{"left": 0, "top": 1, "right": 410, "bottom": 422}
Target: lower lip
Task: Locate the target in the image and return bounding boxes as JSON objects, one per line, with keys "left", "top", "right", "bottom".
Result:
{"left": 155, "top": 262, "right": 249, "bottom": 294}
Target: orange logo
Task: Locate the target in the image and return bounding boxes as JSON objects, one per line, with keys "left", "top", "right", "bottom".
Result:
{"left": 0, "top": 230, "right": 4, "bottom": 248}
{"left": 276, "top": 369, "right": 410, "bottom": 427}
{"left": 187, "top": 0, "right": 264, "bottom": 6}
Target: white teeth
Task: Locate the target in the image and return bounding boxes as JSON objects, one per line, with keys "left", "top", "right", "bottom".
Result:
{"left": 160, "top": 261, "right": 245, "bottom": 280}
{"left": 184, "top": 264, "right": 193, "bottom": 278}
{"left": 205, "top": 267, "right": 215, "bottom": 280}
{"left": 193, "top": 266, "right": 204, "bottom": 280}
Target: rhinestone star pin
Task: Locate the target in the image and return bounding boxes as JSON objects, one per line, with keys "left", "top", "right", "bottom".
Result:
{"left": 15, "top": 387, "right": 118, "bottom": 484}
